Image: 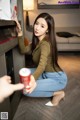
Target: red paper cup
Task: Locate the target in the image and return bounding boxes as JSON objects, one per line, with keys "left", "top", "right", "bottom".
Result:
{"left": 19, "top": 68, "right": 31, "bottom": 93}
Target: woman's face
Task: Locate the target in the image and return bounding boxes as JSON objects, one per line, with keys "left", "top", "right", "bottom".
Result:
{"left": 34, "top": 17, "right": 48, "bottom": 41}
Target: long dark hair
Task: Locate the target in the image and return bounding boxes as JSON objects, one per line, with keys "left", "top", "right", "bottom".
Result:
{"left": 32, "top": 13, "right": 62, "bottom": 71}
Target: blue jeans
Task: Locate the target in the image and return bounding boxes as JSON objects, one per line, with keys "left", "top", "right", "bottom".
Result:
{"left": 24, "top": 68, "right": 68, "bottom": 97}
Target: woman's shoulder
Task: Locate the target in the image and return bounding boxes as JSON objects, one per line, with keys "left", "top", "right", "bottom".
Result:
{"left": 41, "top": 39, "right": 50, "bottom": 48}
{"left": 40, "top": 39, "right": 50, "bottom": 53}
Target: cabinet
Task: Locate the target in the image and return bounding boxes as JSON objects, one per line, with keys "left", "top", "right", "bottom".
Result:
{"left": 0, "top": 0, "right": 25, "bottom": 120}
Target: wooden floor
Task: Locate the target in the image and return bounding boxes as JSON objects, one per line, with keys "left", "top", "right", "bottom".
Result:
{"left": 13, "top": 53, "right": 80, "bottom": 120}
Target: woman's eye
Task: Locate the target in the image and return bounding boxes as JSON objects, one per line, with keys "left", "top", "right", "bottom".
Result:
{"left": 41, "top": 25, "right": 44, "bottom": 28}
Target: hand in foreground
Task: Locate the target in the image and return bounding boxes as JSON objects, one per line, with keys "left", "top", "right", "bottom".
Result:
{"left": 0, "top": 75, "right": 24, "bottom": 103}
{"left": 26, "top": 75, "right": 37, "bottom": 94}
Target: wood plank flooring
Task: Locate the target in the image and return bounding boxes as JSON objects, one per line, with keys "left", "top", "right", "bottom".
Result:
{"left": 13, "top": 54, "right": 80, "bottom": 120}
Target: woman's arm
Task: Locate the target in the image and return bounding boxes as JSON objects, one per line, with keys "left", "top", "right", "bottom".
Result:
{"left": 26, "top": 41, "right": 50, "bottom": 94}
{"left": 18, "top": 36, "right": 32, "bottom": 54}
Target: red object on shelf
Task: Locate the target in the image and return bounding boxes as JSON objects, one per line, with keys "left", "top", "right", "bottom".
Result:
{"left": 0, "top": 36, "right": 16, "bottom": 44}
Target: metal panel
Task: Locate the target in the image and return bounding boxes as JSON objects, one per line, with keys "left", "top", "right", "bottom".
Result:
{"left": 12, "top": 46, "right": 25, "bottom": 83}
{"left": 0, "top": 54, "right": 7, "bottom": 76}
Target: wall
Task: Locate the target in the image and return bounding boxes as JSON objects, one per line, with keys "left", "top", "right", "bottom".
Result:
{"left": 29, "top": 0, "right": 80, "bottom": 28}
{"left": 24, "top": 0, "right": 80, "bottom": 41}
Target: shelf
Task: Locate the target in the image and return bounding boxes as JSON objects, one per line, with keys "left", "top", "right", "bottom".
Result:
{"left": 0, "top": 37, "right": 18, "bottom": 56}
{"left": 0, "top": 20, "right": 17, "bottom": 27}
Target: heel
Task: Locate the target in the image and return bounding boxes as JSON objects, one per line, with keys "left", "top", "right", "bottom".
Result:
{"left": 63, "top": 96, "right": 65, "bottom": 101}
{"left": 45, "top": 91, "right": 65, "bottom": 107}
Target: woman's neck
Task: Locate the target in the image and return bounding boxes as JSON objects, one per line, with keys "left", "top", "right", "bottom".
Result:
{"left": 38, "top": 34, "right": 46, "bottom": 41}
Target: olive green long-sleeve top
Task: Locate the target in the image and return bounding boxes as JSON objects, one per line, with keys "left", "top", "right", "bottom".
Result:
{"left": 18, "top": 37, "right": 60, "bottom": 80}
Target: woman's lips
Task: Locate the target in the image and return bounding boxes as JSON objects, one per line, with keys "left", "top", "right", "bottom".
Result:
{"left": 34, "top": 31, "right": 38, "bottom": 35}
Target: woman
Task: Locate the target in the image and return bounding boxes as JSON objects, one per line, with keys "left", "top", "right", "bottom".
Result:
{"left": 18, "top": 13, "right": 68, "bottom": 106}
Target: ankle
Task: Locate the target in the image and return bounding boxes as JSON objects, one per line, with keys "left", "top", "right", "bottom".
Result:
{"left": 51, "top": 91, "right": 65, "bottom": 106}
{"left": 54, "top": 91, "right": 65, "bottom": 96}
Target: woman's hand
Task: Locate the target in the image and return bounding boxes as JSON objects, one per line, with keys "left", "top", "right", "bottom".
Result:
{"left": 26, "top": 75, "right": 37, "bottom": 94}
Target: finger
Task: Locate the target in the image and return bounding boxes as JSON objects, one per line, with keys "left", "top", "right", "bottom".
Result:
{"left": 6, "top": 77, "right": 11, "bottom": 83}
{"left": 25, "top": 86, "right": 31, "bottom": 93}
{"left": 2, "top": 75, "right": 11, "bottom": 80}
{"left": 29, "top": 87, "right": 34, "bottom": 94}
{"left": 8, "top": 79, "right": 11, "bottom": 83}
{"left": 26, "top": 85, "right": 30, "bottom": 89}
{"left": 28, "top": 84, "right": 36, "bottom": 94}
{"left": 12, "top": 83, "right": 24, "bottom": 91}
{"left": 2, "top": 75, "right": 11, "bottom": 83}
{"left": 29, "top": 82, "right": 32, "bottom": 88}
